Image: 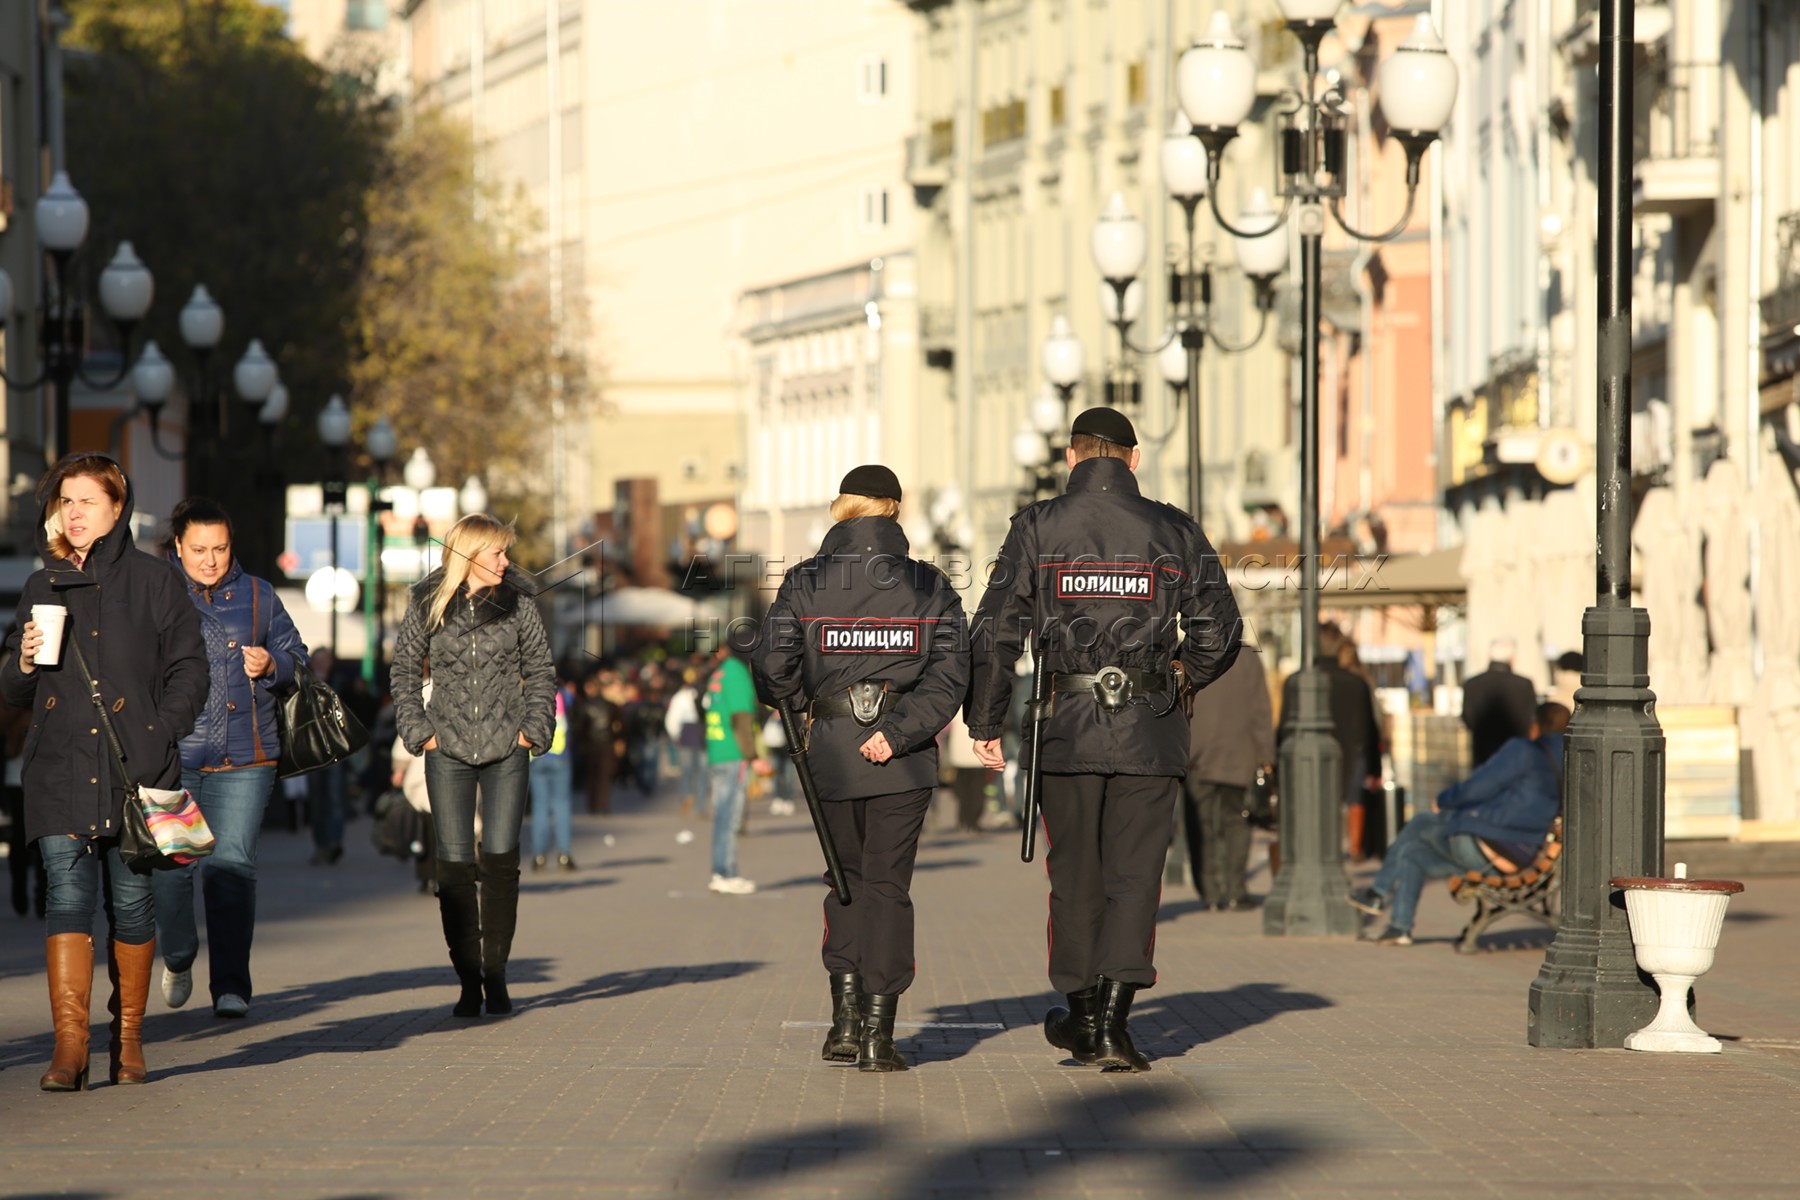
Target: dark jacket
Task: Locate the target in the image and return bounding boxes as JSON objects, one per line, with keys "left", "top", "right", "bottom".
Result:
{"left": 1188, "top": 646, "right": 1275, "bottom": 787}
{"left": 1440, "top": 731, "right": 1564, "bottom": 855}
{"left": 1, "top": 474, "right": 209, "bottom": 840}
{"left": 172, "top": 553, "right": 309, "bottom": 771}
{"left": 391, "top": 567, "right": 556, "bottom": 765}
{"left": 1279, "top": 658, "right": 1383, "bottom": 800}
{"left": 966, "top": 457, "right": 1242, "bottom": 777}
{"left": 753, "top": 517, "right": 969, "bottom": 801}
{"left": 1461, "top": 662, "right": 1538, "bottom": 766}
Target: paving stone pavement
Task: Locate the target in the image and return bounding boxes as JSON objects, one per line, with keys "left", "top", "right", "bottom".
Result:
{"left": 4, "top": 787, "right": 1800, "bottom": 1199}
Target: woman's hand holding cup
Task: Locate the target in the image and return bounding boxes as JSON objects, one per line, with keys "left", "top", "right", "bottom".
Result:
{"left": 18, "top": 620, "right": 43, "bottom": 674}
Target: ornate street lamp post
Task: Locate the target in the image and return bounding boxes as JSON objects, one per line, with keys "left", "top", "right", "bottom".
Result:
{"left": 317, "top": 394, "right": 352, "bottom": 663}
{"left": 1178, "top": 4, "right": 1457, "bottom": 937}
{"left": 364, "top": 416, "right": 399, "bottom": 687}
{"left": 1528, "top": 0, "right": 1664, "bottom": 1048}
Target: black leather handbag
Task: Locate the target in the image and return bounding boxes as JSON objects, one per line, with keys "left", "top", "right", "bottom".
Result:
{"left": 276, "top": 665, "right": 371, "bottom": 779}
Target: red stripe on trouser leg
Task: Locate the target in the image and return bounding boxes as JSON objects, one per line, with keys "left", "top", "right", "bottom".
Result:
{"left": 1041, "top": 811, "right": 1054, "bottom": 979}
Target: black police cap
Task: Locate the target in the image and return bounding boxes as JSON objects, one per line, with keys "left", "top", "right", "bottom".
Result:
{"left": 838, "top": 464, "right": 903, "bottom": 502}
{"left": 1070, "top": 406, "right": 1138, "bottom": 448}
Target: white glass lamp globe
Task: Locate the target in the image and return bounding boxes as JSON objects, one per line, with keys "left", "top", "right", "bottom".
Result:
{"left": 1276, "top": 0, "right": 1342, "bottom": 21}
{"left": 459, "top": 476, "right": 489, "bottom": 516}
{"left": 1090, "top": 192, "right": 1147, "bottom": 283}
{"left": 403, "top": 447, "right": 437, "bottom": 491}
{"left": 1160, "top": 328, "right": 1191, "bottom": 387}
{"left": 35, "top": 172, "right": 89, "bottom": 254}
{"left": 99, "top": 242, "right": 154, "bottom": 322}
{"left": 1161, "top": 113, "right": 1208, "bottom": 201}
{"left": 1177, "top": 14, "right": 1256, "bottom": 133}
{"left": 131, "top": 341, "right": 175, "bottom": 406}
{"left": 366, "top": 416, "right": 399, "bottom": 466}
{"left": 1011, "top": 427, "right": 1050, "bottom": 470}
{"left": 234, "top": 339, "right": 278, "bottom": 403}
{"left": 1041, "top": 315, "right": 1085, "bottom": 388}
{"left": 1376, "top": 16, "right": 1459, "bottom": 138}
{"left": 1233, "top": 188, "right": 1289, "bottom": 279}
{"left": 180, "top": 285, "right": 225, "bottom": 351}
{"left": 317, "top": 394, "right": 352, "bottom": 448}
{"left": 260, "top": 383, "right": 290, "bottom": 426}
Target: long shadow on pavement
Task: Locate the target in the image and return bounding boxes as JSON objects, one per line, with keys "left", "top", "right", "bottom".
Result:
{"left": 898, "top": 982, "right": 1332, "bottom": 1068}
{"left": 695, "top": 1086, "right": 1309, "bottom": 1193}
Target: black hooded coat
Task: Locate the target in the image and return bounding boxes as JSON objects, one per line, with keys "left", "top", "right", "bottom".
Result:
{"left": 1, "top": 466, "right": 209, "bottom": 841}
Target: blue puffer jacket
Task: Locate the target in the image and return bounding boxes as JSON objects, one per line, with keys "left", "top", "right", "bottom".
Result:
{"left": 1439, "top": 731, "right": 1565, "bottom": 849}
{"left": 173, "top": 553, "right": 309, "bottom": 771}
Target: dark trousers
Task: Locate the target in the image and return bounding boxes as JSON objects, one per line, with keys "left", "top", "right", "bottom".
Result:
{"left": 1184, "top": 780, "right": 1252, "bottom": 907}
{"left": 425, "top": 747, "right": 529, "bottom": 862}
{"left": 818, "top": 787, "right": 932, "bottom": 996}
{"left": 1039, "top": 773, "right": 1179, "bottom": 995}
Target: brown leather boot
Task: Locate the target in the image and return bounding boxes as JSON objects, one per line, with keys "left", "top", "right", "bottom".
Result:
{"left": 40, "top": 933, "right": 93, "bottom": 1092}
{"left": 108, "top": 938, "right": 155, "bottom": 1085}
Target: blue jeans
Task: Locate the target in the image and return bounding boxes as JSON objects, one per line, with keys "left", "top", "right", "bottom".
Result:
{"left": 309, "top": 761, "right": 346, "bottom": 852}
{"left": 676, "top": 745, "right": 708, "bottom": 811}
{"left": 709, "top": 761, "right": 747, "bottom": 878}
{"left": 151, "top": 766, "right": 277, "bottom": 1001}
{"left": 529, "top": 752, "right": 574, "bottom": 858}
{"left": 40, "top": 835, "right": 155, "bottom": 945}
{"left": 1370, "top": 810, "right": 1491, "bottom": 934}
{"left": 426, "top": 747, "right": 529, "bottom": 862}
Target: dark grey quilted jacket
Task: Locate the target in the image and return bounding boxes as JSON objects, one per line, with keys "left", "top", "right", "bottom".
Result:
{"left": 392, "top": 568, "right": 556, "bottom": 765}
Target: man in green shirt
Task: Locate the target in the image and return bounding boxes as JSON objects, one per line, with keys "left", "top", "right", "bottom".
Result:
{"left": 704, "top": 646, "right": 771, "bottom": 894}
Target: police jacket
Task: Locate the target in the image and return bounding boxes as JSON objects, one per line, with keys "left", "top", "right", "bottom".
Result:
{"left": 1, "top": 475, "right": 209, "bottom": 840}
{"left": 171, "top": 552, "right": 310, "bottom": 772}
{"left": 965, "top": 456, "right": 1241, "bottom": 778}
{"left": 753, "top": 517, "right": 969, "bottom": 802}
{"left": 392, "top": 567, "right": 557, "bottom": 766}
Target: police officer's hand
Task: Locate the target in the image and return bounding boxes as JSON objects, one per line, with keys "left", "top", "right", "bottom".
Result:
{"left": 972, "top": 738, "right": 1006, "bottom": 770}
{"left": 859, "top": 732, "right": 894, "bottom": 764}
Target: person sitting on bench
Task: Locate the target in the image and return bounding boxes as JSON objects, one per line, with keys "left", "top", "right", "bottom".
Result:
{"left": 1349, "top": 702, "right": 1569, "bottom": 946}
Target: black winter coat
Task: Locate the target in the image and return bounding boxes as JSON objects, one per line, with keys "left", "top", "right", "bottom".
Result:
{"left": 1461, "top": 662, "right": 1538, "bottom": 767}
{"left": 966, "top": 457, "right": 1242, "bottom": 777}
{"left": 1, "top": 475, "right": 209, "bottom": 841}
{"left": 753, "top": 518, "right": 969, "bottom": 801}
{"left": 391, "top": 568, "right": 556, "bottom": 765}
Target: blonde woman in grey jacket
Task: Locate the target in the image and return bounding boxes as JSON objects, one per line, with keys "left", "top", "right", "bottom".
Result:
{"left": 391, "top": 515, "right": 555, "bottom": 1018}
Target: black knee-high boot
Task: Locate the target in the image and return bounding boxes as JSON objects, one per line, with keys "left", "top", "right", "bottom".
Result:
{"left": 436, "top": 861, "right": 484, "bottom": 1018}
{"left": 478, "top": 848, "right": 521, "bottom": 1015}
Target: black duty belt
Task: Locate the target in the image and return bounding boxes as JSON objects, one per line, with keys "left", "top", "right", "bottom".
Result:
{"left": 1048, "top": 665, "right": 1178, "bottom": 716}
{"left": 810, "top": 680, "right": 892, "bottom": 727}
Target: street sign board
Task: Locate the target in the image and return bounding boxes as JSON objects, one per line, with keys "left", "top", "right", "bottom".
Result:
{"left": 285, "top": 518, "right": 367, "bottom": 581}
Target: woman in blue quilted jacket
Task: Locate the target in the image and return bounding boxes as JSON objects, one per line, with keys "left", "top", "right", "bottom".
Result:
{"left": 150, "top": 498, "right": 309, "bottom": 1019}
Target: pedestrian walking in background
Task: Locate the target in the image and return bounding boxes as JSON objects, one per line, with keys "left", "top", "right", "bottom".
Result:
{"left": 305, "top": 645, "right": 347, "bottom": 864}
{"left": 702, "top": 643, "right": 770, "bottom": 895}
{"left": 574, "top": 674, "right": 618, "bottom": 814}
{"left": 529, "top": 675, "right": 578, "bottom": 871}
{"left": 1336, "top": 634, "right": 1390, "bottom": 860}
{"left": 663, "top": 668, "right": 707, "bottom": 817}
{"left": 392, "top": 514, "right": 556, "bottom": 1019}
{"left": 4, "top": 680, "right": 46, "bottom": 919}
{"left": 1279, "top": 623, "right": 1382, "bottom": 861}
{"left": 1461, "top": 637, "right": 1538, "bottom": 767}
{"left": 150, "top": 499, "right": 309, "bottom": 1020}
{"left": 967, "top": 410, "right": 1242, "bottom": 1073}
{"left": 1183, "top": 642, "right": 1275, "bottom": 910}
{"left": 2, "top": 454, "right": 208, "bottom": 1091}
{"left": 753, "top": 466, "right": 970, "bottom": 1073}
{"left": 390, "top": 676, "right": 436, "bottom": 894}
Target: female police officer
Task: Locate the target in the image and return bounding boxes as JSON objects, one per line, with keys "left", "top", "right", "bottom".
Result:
{"left": 753, "top": 466, "right": 969, "bottom": 1072}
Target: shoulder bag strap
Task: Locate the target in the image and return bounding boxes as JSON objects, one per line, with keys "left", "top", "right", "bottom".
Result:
{"left": 68, "top": 638, "right": 134, "bottom": 787}
{"left": 252, "top": 577, "right": 266, "bottom": 647}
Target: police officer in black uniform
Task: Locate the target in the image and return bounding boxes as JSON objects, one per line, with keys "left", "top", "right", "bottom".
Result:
{"left": 966, "top": 408, "right": 1241, "bottom": 1072}
{"left": 753, "top": 466, "right": 969, "bottom": 1073}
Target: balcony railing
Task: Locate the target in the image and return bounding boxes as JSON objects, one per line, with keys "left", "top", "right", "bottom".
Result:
{"left": 1635, "top": 60, "right": 1720, "bottom": 163}
{"left": 1762, "top": 211, "right": 1800, "bottom": 335}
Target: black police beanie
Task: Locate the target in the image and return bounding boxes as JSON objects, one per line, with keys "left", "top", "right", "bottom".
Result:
{"left": 838, "top": 464, "right": 903, "bottom": 502}
{"left": 1070, "top": 406, "right": 1138, "bottom": 448}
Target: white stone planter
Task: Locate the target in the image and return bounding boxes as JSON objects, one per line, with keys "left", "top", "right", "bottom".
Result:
{"left": 1611, "top": 865, "right": 1745, "bottom": 1054}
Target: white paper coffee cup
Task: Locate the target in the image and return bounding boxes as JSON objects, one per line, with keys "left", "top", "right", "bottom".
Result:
{"left": 31, "top": 604, "right": 68, "bottom": 667}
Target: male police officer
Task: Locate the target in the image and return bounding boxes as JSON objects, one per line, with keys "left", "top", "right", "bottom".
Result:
{"left": 966, "top": 408, "right": 1241, "bottom": 1072}
{"left": 753, "top": 465, "right": 969, "bottom": 1072}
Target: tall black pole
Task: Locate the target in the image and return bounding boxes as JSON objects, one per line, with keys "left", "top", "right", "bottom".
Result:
{"left": 1262, "top": 208, "right": 1357, "bottom": 938}
{"left": 1528, "top": 0, "right": 1664, "bottom": 1047}
{"left": 1182, "top": 203, "right": 1204, "bottom": 523}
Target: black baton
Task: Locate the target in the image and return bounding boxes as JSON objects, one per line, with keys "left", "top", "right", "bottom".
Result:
{"left": 1021, "top": 634, "right": 1049, "bottom": 864}
{"left": 780, "top": 703, "right": 852, "bottom": 905}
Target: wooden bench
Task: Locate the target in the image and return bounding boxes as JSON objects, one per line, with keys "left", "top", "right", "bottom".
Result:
{"left": 1445, "top": 818, "right": 1562, "bottom": 953}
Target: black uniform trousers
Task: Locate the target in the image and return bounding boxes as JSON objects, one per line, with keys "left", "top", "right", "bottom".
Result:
{"left": 1040, "top": 773, "right": 1180, "bottom": 996}
{"left": 819, "top": 787, "right": 933, "bottom": 996}
{"left": 1183, "top": 780, "right": 1252, "bottom": 907}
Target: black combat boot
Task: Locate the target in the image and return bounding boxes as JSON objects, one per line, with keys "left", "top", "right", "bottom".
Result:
{"left": 821, "top": 972, "right": 862, "bottom": 1062}
{"left": 857, "top": 993, "right": 906, "bottom": 1073}
{"left": 478, "top": 848, "right": 521, "bottom": 1015}
{"left": 1091, "top": 977, "right": 1151, "bottom": 1072}
{"left": 1043, "top": 984, "right": 1100, "bottom": 1064}
{"left": 436, "top": 861, "right": 484, "bottom": 1018}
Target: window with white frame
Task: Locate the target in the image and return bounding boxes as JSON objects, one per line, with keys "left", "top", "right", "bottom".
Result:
{"left": 860, "top": 185, "right": 890, "bottom": 231}
{"left": 857, "top": 55, "right": 888, "bottom": 103}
